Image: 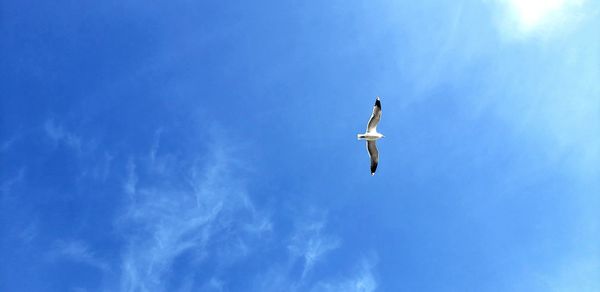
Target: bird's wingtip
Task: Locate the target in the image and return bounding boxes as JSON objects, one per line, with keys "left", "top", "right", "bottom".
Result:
{"left": 374, "top": 98, "right": 381, "bottom": 107}
{"left": 371, "top": 173, "right": 375, "bottom": 176}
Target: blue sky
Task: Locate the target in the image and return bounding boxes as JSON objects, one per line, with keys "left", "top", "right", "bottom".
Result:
{"left": 1, "top": 0, "right": 599, "bottom": 291}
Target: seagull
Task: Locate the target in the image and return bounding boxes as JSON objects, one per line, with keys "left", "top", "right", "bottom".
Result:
{"left": 357, "top": 96, "right": 384, "bottom": 176}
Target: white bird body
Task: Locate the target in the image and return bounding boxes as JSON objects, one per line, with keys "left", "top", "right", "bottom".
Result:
{"left": 357, "top": 132, "right": 384, "bottom": 141}
{"left": 357, "top": 96, "right": 384, "bottom": 175}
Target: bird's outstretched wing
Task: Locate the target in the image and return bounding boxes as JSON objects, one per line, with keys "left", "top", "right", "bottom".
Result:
{"left": 367, "top": 140, "right": 379, "bottom": 176}
{"left": 366, "top": 97, "right": 382, "bottom": 133}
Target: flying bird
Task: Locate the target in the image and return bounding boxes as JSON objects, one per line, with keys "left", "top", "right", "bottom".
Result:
{"left": 357, "top": 96, "right": 384, "bottom": 176}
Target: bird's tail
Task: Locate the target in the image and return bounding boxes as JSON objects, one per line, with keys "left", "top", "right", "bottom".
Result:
{"left": 357, "top": 134, "right": 366, "bottom": 140}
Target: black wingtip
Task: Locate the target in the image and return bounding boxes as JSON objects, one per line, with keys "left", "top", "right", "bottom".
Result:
{"left": 374, "top": 98, "right": 381, "bottom": 108}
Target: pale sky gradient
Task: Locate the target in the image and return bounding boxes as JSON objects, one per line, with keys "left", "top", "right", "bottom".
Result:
{"left": 1, "top": 0, "right": 599, "bottom": 291}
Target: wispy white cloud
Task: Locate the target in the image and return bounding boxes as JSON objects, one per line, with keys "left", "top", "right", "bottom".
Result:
{"left": 253, "top": 210, "right": 377, "bottom": 292}
{"left": 123, "top": 158, "right": 137, "bottom": 197}
{"left": 41, "top": 118, "right": 116, "bottom": 183}
{"left": 48, "top": 240, "right": 109, "bottom": 271}
{"left": 149, "top": 127, "right": 163, "bottom": 168}
{"left": 312, "top": 257, "right": 378, "bottom": 292}
{"left": 117, "top": 135, "right": 271, "bottom": 292}
{"left": 287, "top": 211, "right": 341, "bottom": 279}
{"left": 1, "top": 167, "right": 25, "bottom": 198}
{"left": 255, "top": 252, "right": 377, "bottom": 292}
{"left": 198, "top": 278, "right": 225, "bottom": 292}
{"left": 1, "top": 135, "right": 18, "bottom": 152}
{"left": 19, "top": 220, "right": 38, "bottom": 245}
{"left": 37, "top": 120, "right": 377, "bottom": 291}
{"left": 44, "top": 119, "right": 82, "bottom": 151}
{"left": 90, "top": 151, "right": 113, "bottom": 182}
